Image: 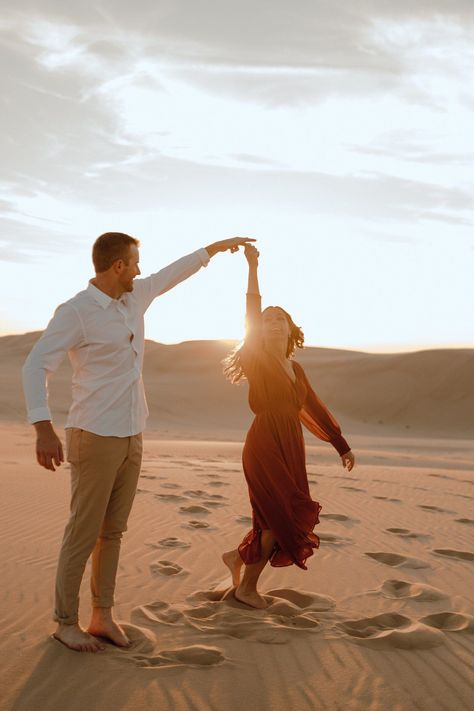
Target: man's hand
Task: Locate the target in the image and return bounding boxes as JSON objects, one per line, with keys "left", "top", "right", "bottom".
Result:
{"left": 341, "top": 450, "right": 355, "bottom": 472}
{"left": 34, "top": 421, "right": 64, "bottom": 471}
{"left": 205, "top": 237, "right": 256, "bottom": 258}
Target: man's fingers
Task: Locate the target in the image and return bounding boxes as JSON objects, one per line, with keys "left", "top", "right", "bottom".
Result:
{"left": 53, "top": 449, "right": 61, "bottom": 467}
{"left": 37, "top": 449, "right": 57, "bottom": 470}
{"left": 45, "top": 455, "right": 56, "bottom": 471}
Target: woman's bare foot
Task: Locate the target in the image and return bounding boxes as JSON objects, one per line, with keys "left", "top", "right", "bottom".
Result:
{"left": 53, "top": 623, "right": 106, "bottom": 653}
{"left": 87, "top": 608, "right": 131, "bottom": 648}
{"left": 222, "top": 549, "right": 243, "bottom": 587}
{"left": 234, "top": 585, "right": 268, "bottom": 609}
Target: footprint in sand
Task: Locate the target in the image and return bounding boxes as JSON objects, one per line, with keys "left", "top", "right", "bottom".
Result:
{"left": 419, "top": 612, "right": 474, "bottom": 634}
{"left": 365, "top": 552, "right": 431, "bottom": 569}
{"left": 236, "top": 515, "right": 253, "bottom": 525}
{"left": 455, "top": 518, "right": 474, "bottom": 525}
{"left": 160, "top": 482, "right": 181, "bottom": 489}
{"left": 318, "top": 532, "right": 353, "bottom": 545}
{"left": 155, "top": 493, "right": 188, "bottom": 503}
{"left": 141, "top": 474, "right": 159, "bottom": 480}
{"left": 147, "top": 538, "right": 191, "bottom": 549}
{"left": 179, "top": 505, "right": 211, "bottom": 515}
{"left": 119, "top": 623, "right": 157, "bottom": 654}
{"left": 183, "top": 520, "right": 211, "bottom": 529}
{"left": 432, "top": 549, "right": 474, "bottom": 562}
{"left": 266, "top": 588, "right": 336, "bottom": 612}
{"left": 134, "top": 645, "right": 225, "bottom": 668}
{"left": 418, "top": 504, "right": 454, "bottom": 514}
{"left": 320, "top": 513, "right": 358, "bottom": 523}
{"left": 379, "top": 579, "right": 448, "bottom": 601}
{"left": 182, "top": 491, "right": 228, "bottom": 507}
{"left": 132, "top": 601, "right": 184, "bottom": 626}
{"left": 341, "top": 486, "right": 366, "bottom": 492}
{"left": 337, "top": 613, "right": 444, "bottom": 649}
{"left": 180, "top": 587, "right": 334, "bottom": 644}
{"left": 385, "top": 528, "right": 431, "bottom": 540}
{"left": 150, "top": 561, "right": 187, "bottom": 576}
{"left": 208, "top": 481, "right": 230, "bottom": 488}
{"left": 373, "top": 496, "right": 402, "bottom": 503}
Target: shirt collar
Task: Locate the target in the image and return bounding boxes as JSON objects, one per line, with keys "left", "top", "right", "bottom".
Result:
{"left": 87, "top": 281, "right": 114, "bottom": 309}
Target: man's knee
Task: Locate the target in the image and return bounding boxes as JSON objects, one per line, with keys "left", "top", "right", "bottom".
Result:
{"left": 99, "top": 526, "right": 126, "bottom": 541}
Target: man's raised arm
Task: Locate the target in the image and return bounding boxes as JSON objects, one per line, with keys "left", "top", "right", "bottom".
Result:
{"left": 133, "top": 237, "right": 256, "bottom": 312}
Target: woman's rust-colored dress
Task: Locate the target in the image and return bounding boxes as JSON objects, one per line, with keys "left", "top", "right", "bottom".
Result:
{"left": 238, "top": 293, "right": 351, "bottom": 570}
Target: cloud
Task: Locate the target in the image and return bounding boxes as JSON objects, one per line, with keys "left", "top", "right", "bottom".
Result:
{"left": 0, "top": 1, "right": 473, "bottom": 239}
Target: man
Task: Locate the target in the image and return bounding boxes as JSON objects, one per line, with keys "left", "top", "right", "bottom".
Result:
{"left": 22, "top": 233, "right": 255, "bottom": 653}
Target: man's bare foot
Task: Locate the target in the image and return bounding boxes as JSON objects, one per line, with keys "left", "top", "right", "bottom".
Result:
{"left": 234, "top": 585, "right": 268, "bottom": 609}
{"left": 53, "top": 623, "right": 106, "bottom": 653}
{"left": 88, "top": 608, "right": 131, "bottom": 648}
{"left": 222, "top": 550, "right": 243, "bottom": 587}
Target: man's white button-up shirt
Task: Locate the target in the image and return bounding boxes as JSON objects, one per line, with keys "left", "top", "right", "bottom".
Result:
{"left": 22, "top": 248, "right": 210, "bottom": 437}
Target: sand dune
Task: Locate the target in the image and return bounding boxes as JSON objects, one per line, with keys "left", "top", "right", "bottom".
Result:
{"left": 1, "top": 332, "right": 473, "bottom": 436}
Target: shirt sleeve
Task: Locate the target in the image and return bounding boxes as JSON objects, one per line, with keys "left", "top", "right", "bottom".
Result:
{"left": 132, "top": 248, "right": 210, "bottom": 313}
{"left": 239, "top": 292, "right": 263, "bottom": 377}
{"left": 22, "top": 304, "right": 84, "bottom": 424}
{"left": 296, "top": 363, "right": 351, "bottom": 456}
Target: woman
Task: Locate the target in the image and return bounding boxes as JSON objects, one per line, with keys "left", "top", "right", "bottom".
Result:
{"left": 222, "top": 245, "right": 355, "bottom": 609}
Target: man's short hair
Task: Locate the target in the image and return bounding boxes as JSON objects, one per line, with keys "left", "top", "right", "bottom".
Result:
{"left": 92, "top": 232, "right": 140, "bottom": 273}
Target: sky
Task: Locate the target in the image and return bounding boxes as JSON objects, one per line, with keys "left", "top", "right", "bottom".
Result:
{"left": 1, "top": 0, "right": 473, "bottom": 351}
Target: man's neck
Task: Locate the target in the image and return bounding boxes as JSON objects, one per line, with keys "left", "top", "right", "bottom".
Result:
{"left": 90, "top": 276, "right": 124, "bottom": 300}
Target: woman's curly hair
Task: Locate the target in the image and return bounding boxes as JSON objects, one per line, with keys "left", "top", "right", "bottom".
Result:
{"left": 222, "top": 306, "right": 305, "bottom": 384}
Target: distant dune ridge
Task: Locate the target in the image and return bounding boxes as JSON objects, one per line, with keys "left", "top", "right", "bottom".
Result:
{"left": 1, "top": 332, "right": 472, "bottom": 437}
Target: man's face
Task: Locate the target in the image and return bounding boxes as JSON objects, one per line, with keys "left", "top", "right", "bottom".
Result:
{"left": 119, "top": 245, "right": 141, "bottom": 292}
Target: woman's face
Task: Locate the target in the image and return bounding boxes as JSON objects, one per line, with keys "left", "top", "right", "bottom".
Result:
{"left": 262, "top": 307, "right": 291, "bottom": 345}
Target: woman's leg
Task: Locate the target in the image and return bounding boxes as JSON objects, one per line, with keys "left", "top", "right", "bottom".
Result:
{"left": 222, "top": 548, "right": 244, "bottom": 587}
{"left": 235, "top": 529, "right": 276, "bottom": 609}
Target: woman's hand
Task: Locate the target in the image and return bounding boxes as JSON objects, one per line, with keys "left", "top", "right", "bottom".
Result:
{"left": 341, "top": 450, "right": 355, "bottom": 472}
{"left": 244, "top": 244, "right": 260, "bottom": 266}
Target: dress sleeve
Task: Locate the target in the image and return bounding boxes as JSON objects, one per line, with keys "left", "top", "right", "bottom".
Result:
{"left": 239, "top": 292, "right": 263, "bottom": 377}
{"left": 297, "top": 364, "right": 351, "bottom": 456}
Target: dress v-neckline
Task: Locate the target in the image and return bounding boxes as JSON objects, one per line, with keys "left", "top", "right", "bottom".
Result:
{"left": 279, "top": 359, "right": 297, "bottom": 386}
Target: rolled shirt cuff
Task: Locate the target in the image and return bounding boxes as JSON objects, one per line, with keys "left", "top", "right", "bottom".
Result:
{"left": 198, "top": 247, "right": 211, "bottom": 267}
{"left": 331, "top": 434, "right": 351, "bottom": 457}
{"left": 27, "top": 407, "right": 52, "bottom": 424}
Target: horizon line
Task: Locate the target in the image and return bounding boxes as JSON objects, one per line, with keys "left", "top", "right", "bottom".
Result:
{"left": 1, "top": 329, "right": 472, "bottom": 355}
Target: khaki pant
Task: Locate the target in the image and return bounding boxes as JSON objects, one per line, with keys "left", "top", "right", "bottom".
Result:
{"left": 54, "top": 428, "right": 143, "bottom": 625}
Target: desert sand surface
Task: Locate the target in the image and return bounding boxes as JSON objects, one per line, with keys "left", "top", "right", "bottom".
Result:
{"left": 1, "top": 334, "right": 473, "bottom": 710}
{"left": 1, "top": 425, "right": 473, "bottom": 711}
